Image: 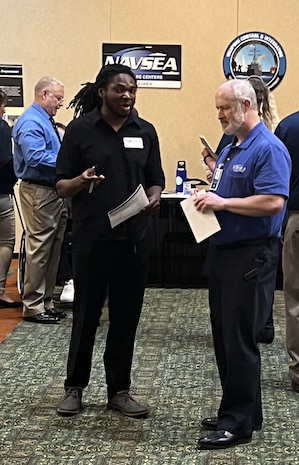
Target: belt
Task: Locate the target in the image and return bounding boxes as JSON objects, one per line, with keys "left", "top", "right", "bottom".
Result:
{"left": 22, "top": 179, "right": 54, "bottom": 188}
{"left": 215, "top": 237, "right": 278, "bottom": 250}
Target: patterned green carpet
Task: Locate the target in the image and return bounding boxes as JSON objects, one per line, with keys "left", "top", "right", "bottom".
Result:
{"left": 0, "top": 288, "right": 298, "bottom": 465}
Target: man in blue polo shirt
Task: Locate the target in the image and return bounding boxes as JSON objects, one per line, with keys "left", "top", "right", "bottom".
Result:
{"left": 194, "top": 79, "right": 290, "bottom": 450}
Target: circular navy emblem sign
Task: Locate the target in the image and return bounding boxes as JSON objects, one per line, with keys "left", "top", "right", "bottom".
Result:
{"left": 223, "top": 32, "right": 286, "bottom": 90}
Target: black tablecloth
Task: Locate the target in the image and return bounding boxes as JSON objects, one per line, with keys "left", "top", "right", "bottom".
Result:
{"left": 147, "top": 195, "right": 283, "bottom": 290}
{"left": 148, "top": 196, "right": 209, "bottom": 288}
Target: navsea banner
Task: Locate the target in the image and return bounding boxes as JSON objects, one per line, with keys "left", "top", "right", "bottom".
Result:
{"left": 102, "top": 44, "right": 181, "bottom": 88}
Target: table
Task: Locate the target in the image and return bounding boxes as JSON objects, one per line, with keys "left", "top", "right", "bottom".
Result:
{"left": 147, "top": 194, "right": 283, "bottom": 290}
{"left": 148, "top": 194, "right": 209, "bottom": 288}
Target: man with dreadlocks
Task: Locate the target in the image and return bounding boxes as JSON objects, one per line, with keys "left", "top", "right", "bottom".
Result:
{"left": 55, "top": 64, "right": 165, "bottom": 418}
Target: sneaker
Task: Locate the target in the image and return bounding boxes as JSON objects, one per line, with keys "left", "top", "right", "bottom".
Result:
{"left": 107, "top": 390, "right": 149, "bottom": 418}
{"left": 56, "top": 387, "right": 83, "bottom": 416}
{"left": 60, "top": 279, "right": 74, "bottom": 303}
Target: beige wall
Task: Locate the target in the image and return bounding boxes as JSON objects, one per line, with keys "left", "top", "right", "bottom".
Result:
{"left": 3, "top": 0, "right": 299, "bottom": 247}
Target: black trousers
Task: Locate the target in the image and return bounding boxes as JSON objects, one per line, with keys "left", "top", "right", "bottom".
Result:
{"left": 207, "top": 238, "right": 279, "bottom": 437}
{"left": 64, "top": 239, "right": 149, "bottom": 399}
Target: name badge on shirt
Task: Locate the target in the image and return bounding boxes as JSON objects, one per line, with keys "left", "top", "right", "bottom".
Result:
{"left": 210, "top": 163, "right": 224, "bottom": 191}
{"left": 123, "top": 137, "right": 144, "bottom": 149}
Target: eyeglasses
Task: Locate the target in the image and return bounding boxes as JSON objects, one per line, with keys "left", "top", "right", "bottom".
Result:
{"left": 45, "top": 90, "right": 64, "bottom": 102}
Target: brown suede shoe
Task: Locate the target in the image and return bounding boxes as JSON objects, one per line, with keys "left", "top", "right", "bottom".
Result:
{"left": 107, "top": 390, "right": 149, "bottom": 418}
{"left": 56, "top": 388, "right": 83, "bottom": 416}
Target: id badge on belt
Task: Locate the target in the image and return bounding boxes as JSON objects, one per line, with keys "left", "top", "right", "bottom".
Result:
{"left": 210, "top": 163, "right": 224, "bottom": 191}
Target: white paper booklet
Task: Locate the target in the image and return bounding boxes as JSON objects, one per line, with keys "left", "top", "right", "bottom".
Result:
{"left": 180, "top": 190, "right": 221, "bottom": 243}
{"left": 108, "top": 184, "right": 149, "bottom": 229}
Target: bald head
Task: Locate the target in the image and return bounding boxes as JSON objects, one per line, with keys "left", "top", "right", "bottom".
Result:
{"left": 34, "top": 76, "right": 64, "bottom": 117}
{"left": 217, "top": 79, "right": 258, "bottom": 110}
{"left": 34, "top": 77, "right": 64, "bottom": 95}
{"left": 215, "top": 79, "right": 260, "bottom": 139}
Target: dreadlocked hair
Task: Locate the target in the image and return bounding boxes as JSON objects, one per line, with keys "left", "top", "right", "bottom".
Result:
{"left": 67, "top": 64, "right": 137, "bottom": 119}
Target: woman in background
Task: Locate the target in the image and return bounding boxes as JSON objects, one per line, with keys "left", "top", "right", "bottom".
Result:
{"left": 0, "top": 89, "right": 22, "bottom": 308}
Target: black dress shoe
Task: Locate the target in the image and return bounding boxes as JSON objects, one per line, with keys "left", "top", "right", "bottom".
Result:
{"left": 0, "top": 299, "right": 22, "bottom": 308}
{"left": 45, "top": 308, "right": 67, "bottom": 319}
{"left": 197, "top": 430, "right": 252, "bottom": 450}
{"left": 201, "top": 416, "right": 262, "bottom": 431}
{"left": 23, "top": 312, "right": 60, "bottom": 324}
{"left": 201, "top": 417, "right": 218, "bottom": 430}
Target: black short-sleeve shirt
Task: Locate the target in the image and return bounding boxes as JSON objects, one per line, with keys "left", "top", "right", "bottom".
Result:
{"left": 56, "top": 108, "right": 165, "bottom": 243}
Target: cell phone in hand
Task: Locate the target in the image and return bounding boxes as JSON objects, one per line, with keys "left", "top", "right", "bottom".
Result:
{"left": 199, "top": 135, "right": 216, "bottom": 158}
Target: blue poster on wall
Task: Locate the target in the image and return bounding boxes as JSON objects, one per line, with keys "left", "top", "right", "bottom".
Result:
{"left": 102, "top": 44, "right": 181, "bottom": 88}
{"left": 223, "top": 32, "right": 286, "bottom": 90}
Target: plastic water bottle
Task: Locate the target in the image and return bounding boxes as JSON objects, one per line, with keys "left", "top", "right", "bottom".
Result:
{"left": 176, "top": 160, "right": 187, "bottom": 193}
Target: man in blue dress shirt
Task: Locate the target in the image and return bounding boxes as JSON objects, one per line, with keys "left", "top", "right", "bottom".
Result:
{"left": 13, "top": 77, "right": 68, "bottom": 323}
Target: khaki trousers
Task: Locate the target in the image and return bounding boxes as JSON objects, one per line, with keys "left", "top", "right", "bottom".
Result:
{"left": 283, "top": 212, "right": 299, "bottom": 384}
{"left": 19, "top": 181, "right": 68, "bottom": 316}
